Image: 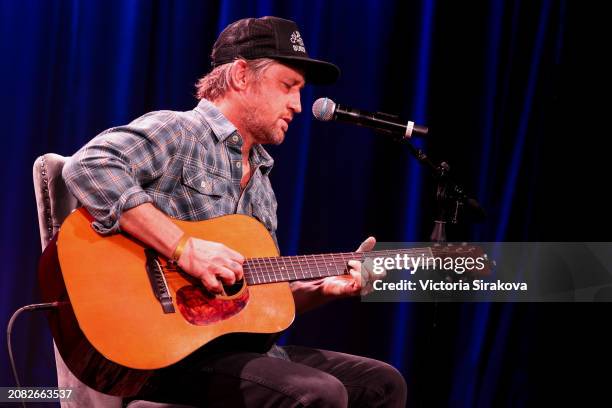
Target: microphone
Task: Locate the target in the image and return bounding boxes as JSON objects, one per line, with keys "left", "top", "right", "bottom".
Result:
{"left": 312, "top": 97, "right": 429, "bottom": 138}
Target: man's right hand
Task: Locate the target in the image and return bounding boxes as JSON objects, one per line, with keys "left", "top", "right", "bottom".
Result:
{"left": 177, "top": 238, "right": 245, "bottom": 294}
{"left": 119, "top": 204, "right": 245, "bottom": 295}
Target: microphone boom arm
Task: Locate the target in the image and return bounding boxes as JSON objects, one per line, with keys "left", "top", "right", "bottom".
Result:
{"left": 395, "top": 134, "right": 486, "bottom": 242}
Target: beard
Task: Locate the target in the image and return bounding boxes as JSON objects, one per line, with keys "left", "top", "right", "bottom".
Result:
{"left": 242, "top": 104, "right": 285, "bottom": 145}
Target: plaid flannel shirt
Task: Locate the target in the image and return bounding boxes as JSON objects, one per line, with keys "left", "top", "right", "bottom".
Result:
{"left": 63, "top": 99, "right": 278, "bottom": 246}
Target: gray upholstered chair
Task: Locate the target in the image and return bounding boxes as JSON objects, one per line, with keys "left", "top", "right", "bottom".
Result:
{"left": 34, "top": 153, "right": 194, "bottom": 408}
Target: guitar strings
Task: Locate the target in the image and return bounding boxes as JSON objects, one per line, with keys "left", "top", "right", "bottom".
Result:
{"left": 161, "top": 247, "right": 477, "bottom": 284}
{"left": 242, "top": 248, "right": 435, "bottom": 283}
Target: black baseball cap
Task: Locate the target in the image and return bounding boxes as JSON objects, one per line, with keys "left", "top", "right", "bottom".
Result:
{"left": 211, "top": 16, "right": 340, "bottom": 85}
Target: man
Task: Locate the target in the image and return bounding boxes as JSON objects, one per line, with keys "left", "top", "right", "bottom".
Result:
{"left": 63, "top": 16, "right": 407, "bottom": 407}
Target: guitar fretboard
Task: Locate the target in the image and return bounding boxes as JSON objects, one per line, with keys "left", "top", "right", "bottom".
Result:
{"left": 243, "top": 247, "right": 434, "bottom": 285}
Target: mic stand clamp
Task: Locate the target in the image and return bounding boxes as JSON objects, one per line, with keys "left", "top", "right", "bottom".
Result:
{"left": 431, "top": 161, "right": 450, "bottom": 244}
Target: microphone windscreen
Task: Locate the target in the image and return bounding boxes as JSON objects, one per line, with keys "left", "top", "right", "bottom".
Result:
{"left": 312, "top": 97, "right": 336, "bottom": 122}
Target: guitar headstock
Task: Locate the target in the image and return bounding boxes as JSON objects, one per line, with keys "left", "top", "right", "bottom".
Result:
{"left": 430, "top": 243, "right": 494, "bottom": 277}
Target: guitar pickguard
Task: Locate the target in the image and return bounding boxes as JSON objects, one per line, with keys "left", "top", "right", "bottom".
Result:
{"left": 176, "top": 283, "right": 249, "bottom": 325}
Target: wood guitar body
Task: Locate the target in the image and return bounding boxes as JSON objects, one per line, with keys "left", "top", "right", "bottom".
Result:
{"left": 38, "top": 208, "right": 295, "bottom": 396}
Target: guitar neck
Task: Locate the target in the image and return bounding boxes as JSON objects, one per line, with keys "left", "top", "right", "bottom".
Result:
{"left": 243, "top": 247, "right": 434, "bottom": 285}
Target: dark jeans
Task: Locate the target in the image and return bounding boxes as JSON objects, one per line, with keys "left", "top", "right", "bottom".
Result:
{"left": 138, "top": 345, "right": 407, "bottom": 407}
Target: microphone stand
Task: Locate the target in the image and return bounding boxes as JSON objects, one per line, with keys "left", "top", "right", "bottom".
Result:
{"left": 379, "top": 129, "right": 486, "bottom": 395}
{"left": 387, "top": 132, "right": 485, "bottom": 349}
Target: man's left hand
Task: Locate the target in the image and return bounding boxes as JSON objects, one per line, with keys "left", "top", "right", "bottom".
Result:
{"left": 319, "top": 236, "right": 378, "bottom": 298}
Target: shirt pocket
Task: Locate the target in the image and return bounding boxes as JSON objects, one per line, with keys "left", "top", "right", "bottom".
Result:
{"left": 177, "top": 164, "right": 231, "bottom": 219}
{"left": 181, "top": 164, "right": 225, "bottom": 196}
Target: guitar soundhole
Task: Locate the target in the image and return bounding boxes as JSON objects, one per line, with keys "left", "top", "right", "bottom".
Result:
{"left": 176, "top": 283, "right": 249, "bottom": 326}
{"left": 223, "top": 279, "right": 244, "bottom": 296}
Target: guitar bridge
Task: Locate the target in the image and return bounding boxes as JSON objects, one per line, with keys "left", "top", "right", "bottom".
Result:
{"left": 144, "top": 248, "right": 175, "bottom": 314}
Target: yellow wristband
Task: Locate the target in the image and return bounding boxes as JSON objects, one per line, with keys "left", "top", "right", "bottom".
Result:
{"left": 171, "top": 234, "right": 190, "bottom": 262}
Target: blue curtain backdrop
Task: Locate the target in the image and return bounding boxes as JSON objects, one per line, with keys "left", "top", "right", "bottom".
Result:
{"left": 1, "top": 0, "right": 610, "bottom": 406}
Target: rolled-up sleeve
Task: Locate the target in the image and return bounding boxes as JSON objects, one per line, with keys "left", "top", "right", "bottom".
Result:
{"left": 62, "top": 111, "right": 183, "bottom": 234}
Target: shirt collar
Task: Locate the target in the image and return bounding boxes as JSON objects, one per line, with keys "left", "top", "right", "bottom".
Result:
{"left": 194, "top": 98, "right": 237, "bottom": 143}
{"left": 194, "top": 99, "right": 274, "bottom": 174}
{"left": 252, "top": 144, "right": 274, "bottom": 176}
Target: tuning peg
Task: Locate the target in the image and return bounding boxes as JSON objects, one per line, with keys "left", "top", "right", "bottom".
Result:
{"left": 483, "top": 254, "right": 497, "bottom": 267}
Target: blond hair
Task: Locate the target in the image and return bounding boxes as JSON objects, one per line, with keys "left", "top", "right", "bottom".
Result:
{"left": 195, "top": 58, "right": 276, "bottom": 101}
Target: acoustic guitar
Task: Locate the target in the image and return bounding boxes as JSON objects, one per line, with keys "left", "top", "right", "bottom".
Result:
{"left": 38, "top": 207, "right": 487, "bottom": 396}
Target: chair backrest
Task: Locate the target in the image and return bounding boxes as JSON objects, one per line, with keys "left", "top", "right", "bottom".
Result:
{"left": 33, "top": 153, "right": 122, "bottom": 408}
